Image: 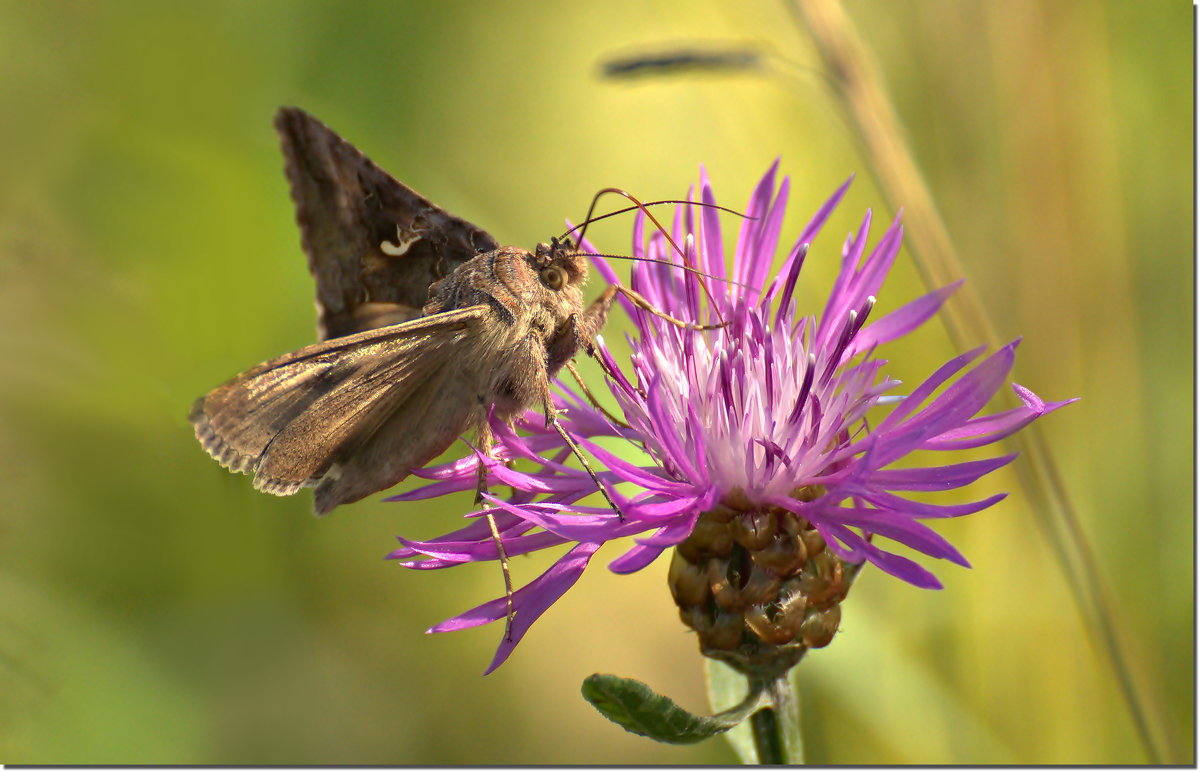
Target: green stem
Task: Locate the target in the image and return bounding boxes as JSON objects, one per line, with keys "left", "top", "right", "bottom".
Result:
{"left": 749, "top": 705, "right": 784, "bottom": 764}
{"left": 749, "top": 675, "right": 804, "bottom": 764}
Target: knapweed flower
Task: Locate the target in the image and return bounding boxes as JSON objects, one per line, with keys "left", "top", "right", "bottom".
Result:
{"left": 388, "top": 162, "right": 1074, "bottom": 674}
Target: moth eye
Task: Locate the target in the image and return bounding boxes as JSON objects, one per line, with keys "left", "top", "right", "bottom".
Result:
{"left": 540, "top": 265, "right": 568, "bottom": 291}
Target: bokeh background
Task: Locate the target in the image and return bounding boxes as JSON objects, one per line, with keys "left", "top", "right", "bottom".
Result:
{"left": 0, "top": 0, "right": 1191, "bottom": 764}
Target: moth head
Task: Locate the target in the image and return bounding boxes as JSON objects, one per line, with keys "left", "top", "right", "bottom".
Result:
{"left": 533, "top": 237, "right": 588, "bottom": 292}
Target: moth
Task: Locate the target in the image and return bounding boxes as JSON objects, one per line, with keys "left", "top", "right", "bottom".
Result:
{"left": 191, "top": 107, "right": 679, "bottom": 515}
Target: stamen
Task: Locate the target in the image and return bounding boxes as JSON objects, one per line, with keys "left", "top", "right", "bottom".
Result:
{"left": 820, "top": 308, "right": 858, "bottom": 385}
{"left": 787, "top": 353, "right": 817, "bottom": 426}
{"left": 850, "top": 295, "right": 876, "bottom": 339}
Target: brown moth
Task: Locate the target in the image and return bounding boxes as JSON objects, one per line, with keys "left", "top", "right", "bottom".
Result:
{"left": 191, "top": 108, "right": 631, "bottom": 515}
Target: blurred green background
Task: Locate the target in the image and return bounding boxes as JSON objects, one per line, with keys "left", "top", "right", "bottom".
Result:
{"left": 0, "top": 0, "right": 1191, "bottom": 764}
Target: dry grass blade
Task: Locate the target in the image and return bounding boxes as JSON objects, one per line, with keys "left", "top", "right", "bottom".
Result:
{"left": 787, "top": 0, "right": 1172, "bottom": 762}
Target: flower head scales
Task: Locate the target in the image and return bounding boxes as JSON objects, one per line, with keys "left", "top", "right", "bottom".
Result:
{"left": 388, "top": 162, "right": 1074, "bottom": 672}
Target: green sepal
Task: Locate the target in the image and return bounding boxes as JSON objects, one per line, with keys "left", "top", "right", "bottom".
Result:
{"left": 581, "top": 672, "right": 765, "bottom": 745}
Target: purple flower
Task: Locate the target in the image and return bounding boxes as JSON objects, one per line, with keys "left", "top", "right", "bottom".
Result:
{"left": 388, "top": 162, "right": 1075, "bottom": 672}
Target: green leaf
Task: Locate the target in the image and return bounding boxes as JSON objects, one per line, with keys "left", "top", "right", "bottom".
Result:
{"left": 582, "top": 673, "right": 764, "bottom": 745}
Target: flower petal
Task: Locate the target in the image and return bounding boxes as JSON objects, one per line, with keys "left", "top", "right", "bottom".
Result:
{"left": 849, "top": 280, "right": 962, "bottom": 356}
{"left": 427, "top": 542, "right": 602, "bottom": 674}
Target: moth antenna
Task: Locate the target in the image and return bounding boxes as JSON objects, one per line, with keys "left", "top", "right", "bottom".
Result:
{"left": 579, "top": 251, "right": 758, "bottom": 292}
{"left": 557, "top": 199, "right": 750, "bottom": 244}
{"left": 566, "top": 188, "right": 730, "bottom": 327}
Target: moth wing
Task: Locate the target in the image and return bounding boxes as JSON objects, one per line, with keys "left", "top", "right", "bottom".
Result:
{"left": 190, "top": 306, "right": 489, "bottom": 514}
{"left": 275, "top": 107, "right": 500, "bottom": 340}
{"left": 308, "top": 353, "right": 472, "bottom": 515}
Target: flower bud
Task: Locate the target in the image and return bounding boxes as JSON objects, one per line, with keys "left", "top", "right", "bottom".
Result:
{"left": 668, "top": 492, "right": 853, "bottom": 678}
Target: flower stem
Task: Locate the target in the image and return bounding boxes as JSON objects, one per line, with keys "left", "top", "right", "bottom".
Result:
{"left": 748, "top": 675, "right": 804, "bottom": 764}
{"left": 749, "top": 705, "right": 783, "bottom": 764}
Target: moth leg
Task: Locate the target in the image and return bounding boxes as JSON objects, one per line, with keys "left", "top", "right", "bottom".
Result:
{"left": 536, "top": 368, "right": 625, "bottom": 522}
{"left": 614, "top": 285, "right": 726, "bottom": 331}
{"left": 577, "top": 285, "right": 723, "bottom": 359}
{"left": 566, "top": 361, "right": 630, "bottom": 429}
{"left": 475, "top": 422, "right": 515, "bottom": 642}
{"left": 575, "top": 285, "right": 618, "bottom": 355}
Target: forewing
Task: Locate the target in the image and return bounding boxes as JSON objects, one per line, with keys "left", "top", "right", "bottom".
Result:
{"left": 275, "top": 107, "right": 501, "bottom": 339}
{"left": 310, "top": 354, "right": 475, "bottom": 515}
{"left": 190, "top": 306, "right": 488, "bottom": 510}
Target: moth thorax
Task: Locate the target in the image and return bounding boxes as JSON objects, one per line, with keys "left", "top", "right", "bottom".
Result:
{"left": 667, "top": 485, "right": 849, "bottom": 679}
